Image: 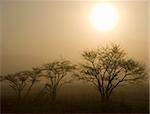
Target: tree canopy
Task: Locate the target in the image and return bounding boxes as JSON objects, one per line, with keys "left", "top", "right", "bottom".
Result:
{"left": 77, "top": 43, "right": 146, "bottom": 101}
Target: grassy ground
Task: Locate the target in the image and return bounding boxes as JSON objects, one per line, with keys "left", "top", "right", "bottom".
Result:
{"left": 1, "top": 94, "right": 149, "bottom": 113}
{"left": 1, "top": 82, "right": 149, "bottom": 113}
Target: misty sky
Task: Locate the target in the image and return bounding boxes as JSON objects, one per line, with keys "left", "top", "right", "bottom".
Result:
{"left": 1, "top": 0, "right": 149, "bottom": 74}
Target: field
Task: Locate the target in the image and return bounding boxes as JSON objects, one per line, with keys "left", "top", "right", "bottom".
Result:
{"left": 1, "top": 82, "right": 149, "bottom": 113}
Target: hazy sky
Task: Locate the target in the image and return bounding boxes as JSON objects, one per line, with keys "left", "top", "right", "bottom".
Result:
{"left": 0, "top": 1, "right": 2, "bottom": 74}
{"left": 1, "top": 0, "right": 149, "bottom": 74}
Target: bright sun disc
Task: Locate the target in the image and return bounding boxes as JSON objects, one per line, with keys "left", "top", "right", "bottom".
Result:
{"left": 90, "top": 4, "right": 119, "bottom": 30}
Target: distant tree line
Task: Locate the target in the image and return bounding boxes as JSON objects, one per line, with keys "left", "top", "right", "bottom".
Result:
{"left": 1, "top": 60, "right": 75, "bottom": 104}
{"left": 0, "top": 43, "right": 146, "bottom": 104}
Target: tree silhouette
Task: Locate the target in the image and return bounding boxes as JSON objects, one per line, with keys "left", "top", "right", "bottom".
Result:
{"left": 3, "top": 71, "right": 29, "bottom": 102}
{"left": 76, "top": 43, "right": 146, "bottom": 102}
{"left": 24, "top": 67, "right": 43, "bottom": 98}
{"left": 40, "top": 60, "right": 75, "bottom": 103}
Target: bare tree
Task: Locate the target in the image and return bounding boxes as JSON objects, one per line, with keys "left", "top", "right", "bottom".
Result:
{"left": 24, "top": 67, "right": 43, "bottom": 98}
{"left": 3, "top": 71, "right": 29, "bottom": 102}
{"left": 40, "top": 60, "right": 75, "bottom": 103}
{"left": 77, "top": 43, "right": 146, "bottom": 102}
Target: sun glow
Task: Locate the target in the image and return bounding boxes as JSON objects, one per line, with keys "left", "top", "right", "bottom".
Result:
{"left": 90, "top": 3, "right": 119, "bottom": 30}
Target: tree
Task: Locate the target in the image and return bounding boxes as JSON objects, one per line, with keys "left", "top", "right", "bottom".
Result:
{"left": 3, "top": 71, "right": 29, "bottom": 102}
{"left": 24, "top": 67, "right": 43, "bottom": 98}
{"left": 77, "top": 43, "right": 146, "bottom": 102}
{"left": 40, "top": 60, "right": 75, "bottom": 103}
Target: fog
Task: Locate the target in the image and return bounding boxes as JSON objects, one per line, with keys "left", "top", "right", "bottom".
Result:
{"left": 2, "top": 0, "right": 148, "bottom": 74}
{"left": 1, "top": 0, "right": 149, "bottom": 113}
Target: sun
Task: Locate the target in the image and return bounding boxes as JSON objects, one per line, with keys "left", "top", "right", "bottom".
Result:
{"left": 90, "top": 3, "right": 119, "bottom": 30}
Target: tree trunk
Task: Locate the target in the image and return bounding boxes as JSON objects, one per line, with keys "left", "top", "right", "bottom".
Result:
{"left": 25, "top": 82, "right": 34, "bottom": 98}
{"left": 98, "top": 90, "right": 110, "bottom": 103}
{"left": 51, "top": 90, "right": 57, "bottom": 103}
{"left": 100, "top": 95, "right": 111, "bottom": 112}
{"left": 49, "top": 87, "right": 57, "bottom": 104}
{"left": 101, "top": 96, "right": 110, "bottom": 103}
{"left": 17, "top": 90, "right": 21, "bottom": 103}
